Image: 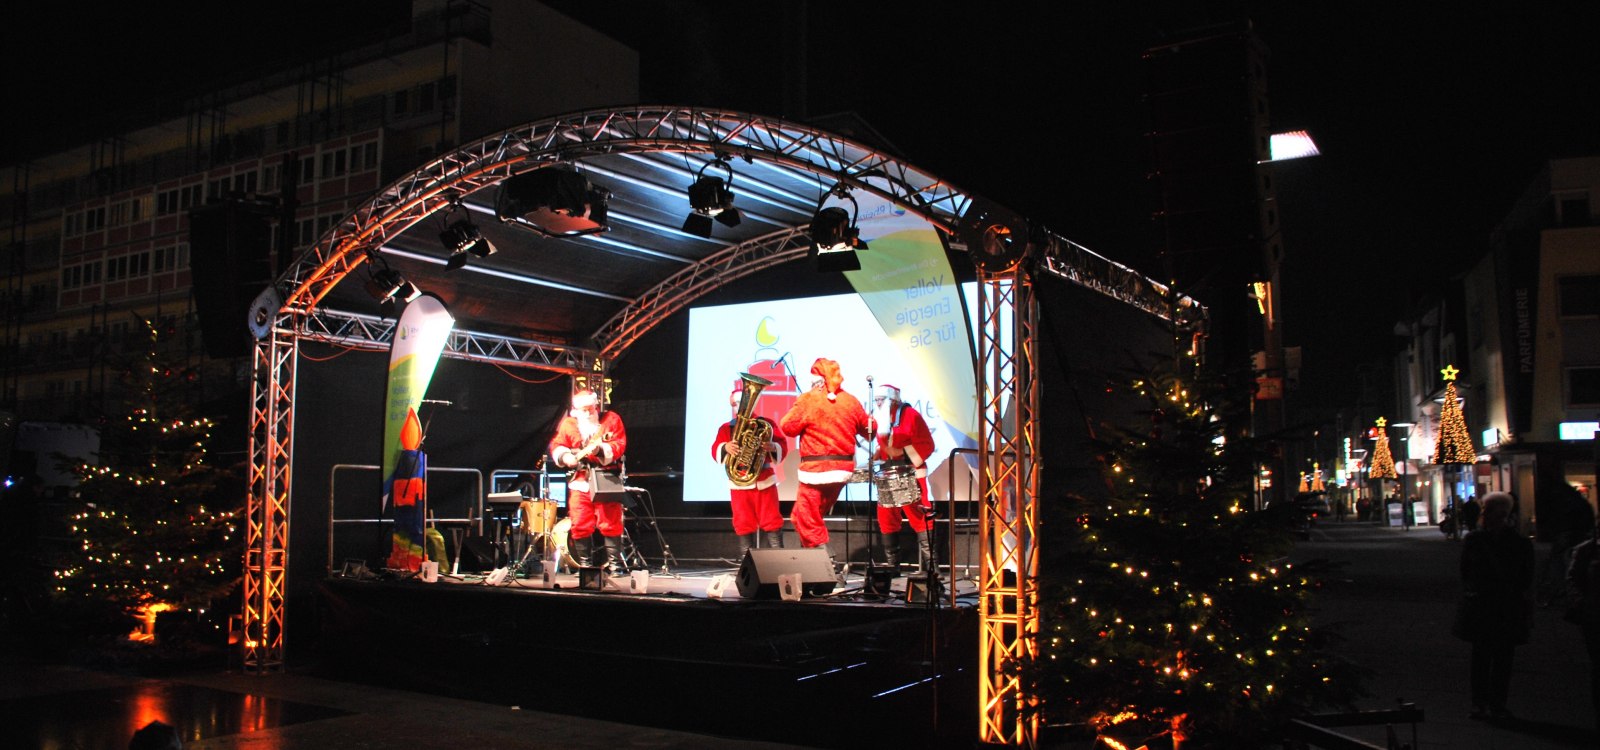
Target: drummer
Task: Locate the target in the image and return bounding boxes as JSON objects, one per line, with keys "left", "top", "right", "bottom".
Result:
{"left": 870, "top": 383, "right": 936, "bottom": 573}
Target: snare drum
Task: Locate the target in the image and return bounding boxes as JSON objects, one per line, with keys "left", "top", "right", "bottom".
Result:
{"left": 873, "top": 464, "right": 921, "bottom": 507}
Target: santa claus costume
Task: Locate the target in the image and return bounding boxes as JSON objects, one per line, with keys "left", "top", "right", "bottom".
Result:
{"left": 711, "top": 386, "right": 788, "bottom": 558}
{"left": 779, "top": 358, "right": 871, "bottom": 553}
{"left": 548, "top": 389, "right": 629, "bottom": 575}
{"left": 870, "top": 383, "right": 937, "bottom": 572}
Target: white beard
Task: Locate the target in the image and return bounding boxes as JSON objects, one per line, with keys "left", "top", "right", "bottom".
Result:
{"left": 577, "top": 416, "right": 600, "bottom": 441}
{"left": 873, "top": 402, "right": 894, "bottom": 439}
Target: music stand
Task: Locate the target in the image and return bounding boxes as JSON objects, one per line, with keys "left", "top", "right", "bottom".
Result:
{"left": 618, "top": 460, "right": 680, "bottom": 578}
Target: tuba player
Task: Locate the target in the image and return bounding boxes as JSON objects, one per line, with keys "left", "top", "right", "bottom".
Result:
{"left": 712, "top": 378, "right": 788, "bottom": 559}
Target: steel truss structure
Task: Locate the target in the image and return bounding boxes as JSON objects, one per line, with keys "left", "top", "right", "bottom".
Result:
{"left": 244, "top": 106, "right": 1198, "bottom": 746}
{"left": 976, "top": 264, "right": 1041, "bottom": 745}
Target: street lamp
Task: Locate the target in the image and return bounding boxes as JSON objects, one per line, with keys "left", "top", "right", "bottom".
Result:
{"left": 1393, "top": 422, "right": 1416, "bottom": 531}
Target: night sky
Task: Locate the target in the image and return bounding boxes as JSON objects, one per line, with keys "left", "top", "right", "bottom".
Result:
{"left": 7, "top": 1, "right": 1599, "bottom": 410}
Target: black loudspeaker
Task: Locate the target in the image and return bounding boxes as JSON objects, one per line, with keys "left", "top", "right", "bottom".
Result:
{"left": 737, "top": 548, "right": 836, "bottom": 599}
{"left": 458, "top": 534, "right": 501, "bottom": 572}
{"left": 863, "top": 566, "right": 897, "bottom": 601}
{"left": 188, "top": 199, "right": 277, "bottom": 358}
{"left": 906, "top": 573, "right": 942, "bottom": 607}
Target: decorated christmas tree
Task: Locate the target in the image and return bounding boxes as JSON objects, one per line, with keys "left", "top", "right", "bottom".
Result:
{"left": 1019, "top": 358, "right": 1359, "bottom": 747}
{"left": 1367, "top": 418, "right": 1397, "bottom": 480}
{"left": 52, "top": 317, "right": 240, "bottom": 640}
{"left": 1432, "top": 365, "right": 1475, "bottom": 465}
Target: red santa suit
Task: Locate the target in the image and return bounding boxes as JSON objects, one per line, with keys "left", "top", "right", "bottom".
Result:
{"left": 711, "top": 409, "right": 787, "bottom": 537}
{"left": 779, "top": 358, "right": 871, "bottom": 549}
{"left": 549, "top": 393, "right": 628, "bottom": 545}
{"left": 872, "top": 387, "right": 936, "bottom": 534}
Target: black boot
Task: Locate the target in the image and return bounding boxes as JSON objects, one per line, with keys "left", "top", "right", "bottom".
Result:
{"left": 916, "top": 530, "right": 936, "bottom": 576}
{"left": 570, "top": 535, "right": 595, "bottom": 570}
{"left": 763, "top": 527, "right": 785, "bottom": 548}
{"left": 880, "top": 532, "right": 901, "bottom": 569}
{"left": 737, "top": 533, "right": 757, "bottom": 560}
{"left": 603, "top": 536, "right": 627, "bottom": 576}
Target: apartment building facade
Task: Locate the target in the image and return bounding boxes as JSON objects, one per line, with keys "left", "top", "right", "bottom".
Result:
{"left": 1, "top": 0, "right": 636, "bottom": 435}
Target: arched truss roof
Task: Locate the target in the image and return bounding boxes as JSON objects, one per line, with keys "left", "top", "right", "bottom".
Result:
{"left": 266, "top": 106, "right": 1199, "bottom": 371}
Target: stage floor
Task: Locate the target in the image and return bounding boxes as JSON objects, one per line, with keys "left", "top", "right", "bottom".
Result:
{"left": 311, "top": 558, "right": 980, "bottom": 748}
{"left": 417, "top": 558, "right": 979, "bottom": 605}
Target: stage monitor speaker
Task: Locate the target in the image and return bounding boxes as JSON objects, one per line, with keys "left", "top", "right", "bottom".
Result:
{"left": 458, "top": 534, "right": 501, "bottom": 572}
{"left": 737, "top": 548, "right": 835, "bottom": 599}
{"left": 863, "top": 565, "right": 896, "bottom": 601}
{"left": 906, "top": 573, "right": 942, "bottom": 607}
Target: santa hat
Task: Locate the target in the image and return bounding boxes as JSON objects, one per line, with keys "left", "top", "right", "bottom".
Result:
{"left": 570, "top": 389, "right": 599, "bottom": 415}
{"left": 729, "top": 387, "right": 742, "bottom": 408}
{"left": 878, "top": 383, "right": 901, "bottom": 403}
{"left": 811, "top": 358, "right": 843, "bottom": 402}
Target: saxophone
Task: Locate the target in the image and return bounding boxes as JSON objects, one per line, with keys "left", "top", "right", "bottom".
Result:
{"left": 723, "top": 372, "right": 775, "bottom": 487}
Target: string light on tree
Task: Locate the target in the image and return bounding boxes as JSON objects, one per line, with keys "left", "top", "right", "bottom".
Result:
{"left": 1432, "top": 365, "right": 1475, "bottom": 465}
{"left": 51, "top": 316, "right": 240, "bottom": 643}
{"left": 1367, "top": 418, "right": 1397, "bottom": 480}
{"left": 1016, "top": 321, "right": 1358, "bottom": 747}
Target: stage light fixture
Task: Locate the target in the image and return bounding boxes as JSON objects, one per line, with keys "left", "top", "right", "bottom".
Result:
{"left": 682, "top": 159, "right": 742, "bottom": 238}
{"left": 364, "top": 265, "right": 420, "bottom": 318}
{"left": 495, "top": 166, "right": 610, "bottom": 237}
{"left": 960, "top": 199, "right": 1030, "bottom": 273}
{"left": 807, "top": 188, "right": 867, "bottom": 272}
{"left": 440, "top": 217, "right": 495, "bottom": 271}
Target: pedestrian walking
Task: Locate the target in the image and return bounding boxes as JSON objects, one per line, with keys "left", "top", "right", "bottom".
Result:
{"left": 1452, "top": 491, "right": 1536, "bottom": 721}
{"left": 1567, "top": 520, "right": 1600, "bottom": 730}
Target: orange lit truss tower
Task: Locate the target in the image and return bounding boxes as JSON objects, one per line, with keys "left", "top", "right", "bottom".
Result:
{"left": 244, "top": 107, "right": 1201, "bottom": 746}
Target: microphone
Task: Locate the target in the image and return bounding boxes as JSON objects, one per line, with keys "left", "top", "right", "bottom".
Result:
{"left": 421, "top": 399, "right": 453, "bottom": 406}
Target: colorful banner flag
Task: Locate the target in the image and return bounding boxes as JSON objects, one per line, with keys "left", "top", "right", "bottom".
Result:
{"left": 381, "top": 294, "right": 454, "bottom": 570}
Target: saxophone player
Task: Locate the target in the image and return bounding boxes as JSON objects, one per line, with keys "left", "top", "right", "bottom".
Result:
{"left": 712, "top": 377, "right": 788, "bottom": 559}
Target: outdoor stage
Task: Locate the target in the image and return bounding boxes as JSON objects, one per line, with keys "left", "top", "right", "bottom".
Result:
{"left": 310, "top": 561, "right": 980, "bottom": 749}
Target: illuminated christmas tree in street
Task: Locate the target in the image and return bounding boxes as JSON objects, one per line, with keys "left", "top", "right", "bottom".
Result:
{"left": 1367, "top": 418, "right": 1397, "bottom": 480}
{"left": 1018, "top": 352, "right": 1358, "bottom": 747}
{"left": 1433, "top": 365, "right": 1475, "bottom": 465}
{"left": 51, "top": 317, "right": 240, "bottom": 639}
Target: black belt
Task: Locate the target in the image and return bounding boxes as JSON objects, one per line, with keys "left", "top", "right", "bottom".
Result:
{"left": 801, "top": 454, "right": 853, "bottom": 462}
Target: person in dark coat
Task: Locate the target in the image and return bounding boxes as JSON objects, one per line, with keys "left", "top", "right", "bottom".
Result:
{"left": 1567, "top": 520, "right": 1600, "bottom": 730}
{"left": 1458, "top": 496, "right": 1481, "bottom": 534}
{"left": 1454, "top": 492, "right": 1536, "bottom": 720}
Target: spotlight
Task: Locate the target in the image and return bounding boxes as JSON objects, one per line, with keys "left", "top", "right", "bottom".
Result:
{"left": 495, "top": 166, "right": 610, "bottom": 237}
{"left": 440, "top": 218, "right": 494, "bottom": 271}
{"left": 808, "top": 189, "right": 867, "bottom": 273}
{"left": 682, "top": 159, "right": 742, "bottom": 238}
{"left": 365, "top": 266, "right": 420, "bottom": 318}
{"left": 960, "top": 199, "right": 1030, "bottom": 273}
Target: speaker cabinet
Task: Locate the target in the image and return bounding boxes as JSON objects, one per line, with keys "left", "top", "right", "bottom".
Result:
{"left": 737, "top": 548, "right": 835, "bottom": 599}
{"left": 457, "top": 534, "right": 502, "bottom": 572}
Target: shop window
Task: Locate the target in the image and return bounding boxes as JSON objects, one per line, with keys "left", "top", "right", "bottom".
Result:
{"left": 1569, "top": 366, "right": 1600, "bottom": 407}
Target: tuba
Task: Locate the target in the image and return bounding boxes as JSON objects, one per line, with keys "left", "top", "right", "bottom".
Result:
{"left": 723, "top": 372, "right": 776, "bottom": 487}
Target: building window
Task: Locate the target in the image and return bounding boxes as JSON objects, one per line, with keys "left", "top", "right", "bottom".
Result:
{"left": 1568, "top": 366, "right": 1600, "bottom": 407}
{"left": 300, "top": 155, "right": 316, "bottom": 183}
{"left": 393, "top": 89, "right": 409, "bottom": 115}
{"left": 1558, "top": 275, "right": 1599, "bottom": 317}
{"left": 262, "top": 163, "right": 281, "bottom": 193}
{"left": 1554, "top": 190, "right": 1592, "bottom": 227}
